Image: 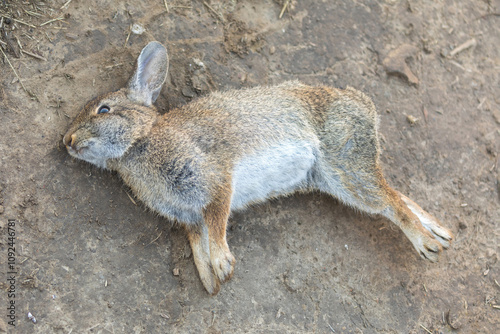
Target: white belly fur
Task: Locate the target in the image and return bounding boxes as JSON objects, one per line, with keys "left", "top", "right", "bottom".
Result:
{"left": 231, "top": 141, "right": 317, "bottom": 210}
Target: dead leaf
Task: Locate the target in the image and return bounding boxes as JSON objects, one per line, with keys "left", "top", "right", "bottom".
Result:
{"left": 383, "top": 44, "right": 419, "bottom": 85}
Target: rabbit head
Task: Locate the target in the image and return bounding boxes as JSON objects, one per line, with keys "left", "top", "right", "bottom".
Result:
{"left": 63, "top": 41, "right": 169, "bottom": 168}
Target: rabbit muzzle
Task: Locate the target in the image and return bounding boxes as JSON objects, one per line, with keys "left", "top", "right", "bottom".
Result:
{"left": 63, "top": 132, "right": 75, "bottom": 148}
{"left": 63, "top": 132, "right": 87, "bottom": 155}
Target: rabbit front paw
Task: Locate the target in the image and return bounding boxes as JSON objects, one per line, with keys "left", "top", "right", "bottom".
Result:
{"left": 210, "top": 244, "right": 236, "bottom": 283}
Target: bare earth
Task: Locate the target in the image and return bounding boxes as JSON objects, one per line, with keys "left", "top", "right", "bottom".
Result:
{"left": 0, "top": 0, "right": 499, "bottom": 333}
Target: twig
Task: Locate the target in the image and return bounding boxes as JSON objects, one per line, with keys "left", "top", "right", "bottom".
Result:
{"left": 448, "top": 60, "right": 468, "bottom": 72}
{"left": 22, "top": 32, "right": 34, "bottom": 40}
{"left": 449, "top": 38, "right": 477, "bottom": 57}
{"left": 40, "top": 16, "right": 65, "bottom": 27}
{"left": 45, "top": 32, "right": 53, "bottom": 43}
{"left": 327, "top": 323, "right": 336, "bottom": 333}
{"left": 105, "top": 63, "right": 123, "bottom": 69}
{"left": 419, "top": 324, "right": 432, "bottom": 334}
{"left": 146, "top": 231, "right": 162, "bottom": 246}
{"left": 123, "top": 25, "right": 132, "bottom": 47}
{"left": 21, "top": 49, "right": 47, "bottom": 61}
{"left": 86, "top": 323, "right": 102, "bottom": 332}
{"left": 0, "top": 46, "right": 28, "bottom": 93}
{"left": 1, "top": 28, "right": 20, "bottom": 57}
{"left": 60, "top": 0, "right": 74, "bottom": 10}
{"left": 279, "top": 0, "right": 290, "bottom": 19}
{"left": 24, "top": 10, "right": 43, "bottom": 17}
{"left": 477, "top": 12, "right": 500, "bottom": 20}
{"left": 1, "top": 17, "right": 37, "bottom": 29}
{"left": 211, "top": 311, "right": 216, "bottom": 326}
{"left": 477, "top": 97, "right": 487, "bottom": 110}
{"left": 163, "top": 0, "right": 169, "bottom": 13}
{"left": 125, "top": 191, "right": 137, "bottom": 205}
{"left": 0, "top": 39, "right": 6, "bottom": 46}
{"left": 203, "top": 1, "right": 224, "bottom": 23}
{"left": 15, "top": 36, "right": 22, "bottom": 50}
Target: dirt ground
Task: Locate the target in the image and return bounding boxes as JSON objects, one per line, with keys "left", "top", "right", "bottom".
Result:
{"left": 0, "top": 0, "right": 499, "bottom": 333}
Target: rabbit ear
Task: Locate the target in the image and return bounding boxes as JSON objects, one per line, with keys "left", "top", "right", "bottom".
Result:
{"left": 127, "top": 41, "right": 169, "bottom": 106}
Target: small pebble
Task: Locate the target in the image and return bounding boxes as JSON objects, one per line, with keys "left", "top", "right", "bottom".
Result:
{"left": 181, "top": 87, "right": 195, "bottom": 98}
{"left": 131, "top": 23, "right": 146, "bottom": 35}
{"left": 407, "top": 115, "right": 419, "bottom": 126}
{"left": 27, "top": 312, "right": 36, "bottom": 324}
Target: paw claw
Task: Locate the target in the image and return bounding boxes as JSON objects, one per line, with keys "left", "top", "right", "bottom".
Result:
{"left": 212, "top": 251, "right": 235, "bottom": 283}
{"left": 198, "top": 271, "right": 220, "bottom": 295}
{"left": 425, "top": 243, "right": 440, "bottom": 253}
{"left": 415, "top": 234, "right": 442, "bottom": 262}
{"left": 206, "top": 279, "right": 221, "bottom": 296}
{"left": 398, "top": 192, "right": 454, "bottom": 261}
{"left": 419, "top": 251, "right": 429, "bottom": 261}
{"left": 193, "top": 257, "right": 221, "bottom": 295}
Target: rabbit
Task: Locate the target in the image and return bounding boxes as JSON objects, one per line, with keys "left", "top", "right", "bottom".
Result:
{"left": 63, "top": 41, "right": 453, "bottom": 295}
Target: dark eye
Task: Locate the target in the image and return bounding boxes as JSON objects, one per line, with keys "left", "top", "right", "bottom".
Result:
{"left": 97, "top": 105, "right": 110, "bottom": 114}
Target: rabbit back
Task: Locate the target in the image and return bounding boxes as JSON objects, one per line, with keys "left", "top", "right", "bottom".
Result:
{"left": 133, "top": 81, "right": 381, "bottom": 213}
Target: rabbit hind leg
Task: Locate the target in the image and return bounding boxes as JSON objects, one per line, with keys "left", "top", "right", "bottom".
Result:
{"left": 314, "top": 165, "right": 452, "bottom": 262}
{"left": 378, "top": 185, "right": 453, "bottom": 262}
{"left": 396, "top": 191, "right": 453, "bottom": 249}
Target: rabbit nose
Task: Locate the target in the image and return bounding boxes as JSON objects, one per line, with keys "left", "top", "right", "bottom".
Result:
{"left": 63, "top": 133, "right": 76, "bottom": 148}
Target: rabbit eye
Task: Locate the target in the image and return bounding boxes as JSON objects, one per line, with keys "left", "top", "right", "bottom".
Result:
{"left": 97, "top": 105, "right": 110, "bottom": 114}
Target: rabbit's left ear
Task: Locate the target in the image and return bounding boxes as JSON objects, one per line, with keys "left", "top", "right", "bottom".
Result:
{"left": 127, "top": 41, "right": 169, "bottom": 106}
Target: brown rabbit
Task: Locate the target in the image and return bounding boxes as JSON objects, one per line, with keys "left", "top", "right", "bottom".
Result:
{"left": 63, "top": 42, "right": 453, "bottom": 295}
